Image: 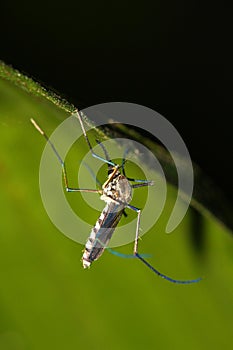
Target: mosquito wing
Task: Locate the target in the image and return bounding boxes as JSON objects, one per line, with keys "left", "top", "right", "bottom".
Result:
{"left": 82, "top": 202, "right": 125, "bottom": 268}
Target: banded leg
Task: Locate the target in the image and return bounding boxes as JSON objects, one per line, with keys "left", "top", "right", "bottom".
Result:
{"left": 126, "top": 203, "right": 202, "bottom": 284}
{"left": 30, "top": 118, "right": 102, "bottom": 194}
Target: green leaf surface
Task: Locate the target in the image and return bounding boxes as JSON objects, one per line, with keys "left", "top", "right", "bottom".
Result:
{"left": 0, "top": 61, "right": 232, "bottom": 350}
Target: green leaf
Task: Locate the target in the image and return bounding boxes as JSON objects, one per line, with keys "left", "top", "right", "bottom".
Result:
{"left": 0, "top": 61, "right": 232, "bottom": 350}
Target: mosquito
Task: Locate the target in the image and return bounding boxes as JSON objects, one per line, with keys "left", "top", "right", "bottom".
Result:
{"left": 31, "top": 111, "right": 201, "bottom": 284}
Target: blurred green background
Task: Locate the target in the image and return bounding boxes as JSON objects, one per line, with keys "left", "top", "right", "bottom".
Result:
{"left": 0, "top": 69, "right": 233, "bottom": 350}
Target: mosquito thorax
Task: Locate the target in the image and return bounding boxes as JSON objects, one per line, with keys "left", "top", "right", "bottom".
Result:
{"left": 101, "top": 173, "right": 132, "bottom": 204}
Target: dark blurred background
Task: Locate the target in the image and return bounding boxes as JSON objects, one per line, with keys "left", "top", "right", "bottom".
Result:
{"left": 1, "top": 1, "right": 232, "bottom": 201}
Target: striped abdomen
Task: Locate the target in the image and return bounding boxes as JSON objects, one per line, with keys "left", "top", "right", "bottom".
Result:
{"left": 82, "top": 202, "right": 124, "bottom": 268}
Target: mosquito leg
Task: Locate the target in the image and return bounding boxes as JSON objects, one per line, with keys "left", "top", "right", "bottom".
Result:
{"left": 121, "top": 149, "right": 154, "bottom": 185}
{"left": 121, "top": 149, "right": 128, "bottom": 175}
{"left": 30, "top": 118, "right": 102, "bottom": 194}
{"left": 95, "top": 238, "right": 151, "bottom": 259}
{"left": 125, "top": 204, "right": 141, "bottom": 254}
{"left": 95, "top": 139, "right": 116, "bottom": 176}
{"left": 126, "top": 203, "right": 202, "bottom": 284}
{"left": 131, "top": 182, "right": 154, "bottom": 188}
{"left": 82, "top": 161, "right": 102, "bottom": 189}
{"left": 96, "top": 139, "right": 111, "bottom": 162}
{"left": 74, "top": 110, "right": 117, "bottom": 167}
